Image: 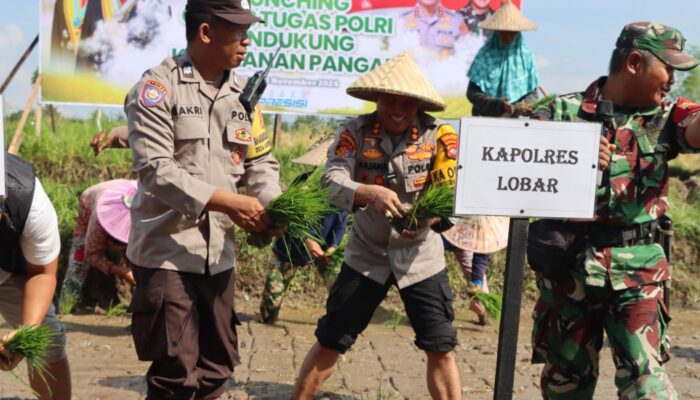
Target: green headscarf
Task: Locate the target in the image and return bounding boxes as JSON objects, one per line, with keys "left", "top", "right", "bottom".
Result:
{"left": 467, "top": 32, "right": 540, "bottom": 102}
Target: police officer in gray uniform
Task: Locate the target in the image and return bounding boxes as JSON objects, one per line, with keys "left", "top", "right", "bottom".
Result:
{"left": 402, "top": 0, "right": 467, "bottom": 58}
{"left": 124, "top": 0, "right": 281, "bottom": 398}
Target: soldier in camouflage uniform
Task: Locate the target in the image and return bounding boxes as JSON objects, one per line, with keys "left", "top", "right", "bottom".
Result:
{"left": 530, "top": 22, "right": 700, "bottom": 399}
{"left": 457, "top": 0, "right": 492, "bottom": 38}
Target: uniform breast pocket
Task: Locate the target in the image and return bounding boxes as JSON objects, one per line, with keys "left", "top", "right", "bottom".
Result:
{"left": 173, "top": 118, "right": 209, "bottom": 174}
{"left": 225, "top": 121, "right": 254, "bottom": 175}
{"left": 436, "top": 30, "right": 455, "bottom": 48}
{"left": 636, "top": 131, "right": 667, "bottom": 188}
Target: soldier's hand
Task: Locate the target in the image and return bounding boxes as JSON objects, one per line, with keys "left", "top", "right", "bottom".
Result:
{"left": 598, "top": 136, "right": 616, "bottom": 171}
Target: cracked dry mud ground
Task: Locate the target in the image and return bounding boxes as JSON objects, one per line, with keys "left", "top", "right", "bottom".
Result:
{"left": 2, "top": 298, "right": 700, "bottom": 399}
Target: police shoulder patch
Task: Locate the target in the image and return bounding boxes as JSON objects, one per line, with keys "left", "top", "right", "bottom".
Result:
{"left": 436, "top": 124, "right": 458, "bottom": 159}
{"left": 141, "top": 79, "right": 168, "bottom": 107}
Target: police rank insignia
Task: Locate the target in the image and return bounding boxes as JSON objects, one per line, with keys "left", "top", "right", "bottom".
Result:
{"left": 334, "top": 130, "right": 357, "bottom": 159}
{"left": 405, "top": 144, "right": 432, "bottom": 161}
{"left": 141, "top": 79, "right": 167, "bottom": 107}
{"left": 409, "top": 126, "right": 420, "bottom": 142}
{"left": 361, "top": 137, "right": 384, "bottom": 160}
{"left": 182, "top": 63, "right": 194, "bottom": 79}
{"left": 235, "top": 128, "right": 252, "bottom": 142}
{"left": 439, "top": 133, "right": 458, "bottom": 159}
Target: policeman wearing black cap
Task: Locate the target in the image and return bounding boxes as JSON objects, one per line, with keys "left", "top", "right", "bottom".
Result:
{"left": 124, "top": 0, "right": 281, "bottom": 398}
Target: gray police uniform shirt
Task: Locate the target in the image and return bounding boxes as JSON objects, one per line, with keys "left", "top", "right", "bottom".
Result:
{"left": 124, "top": 52, "right": 281, "bottom": 275}
{"left": 402, "top": 5, "right": 465, "bottom": 55}
{"left": 323, "top": 112, "right": 451, "bottom": 288}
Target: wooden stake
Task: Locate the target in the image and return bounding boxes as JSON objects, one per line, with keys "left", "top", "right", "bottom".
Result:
{"left": 34, "top": 103, "right": 42, "bottom": 137}
{"left": 8, "top": 75, "right": 42, "bottom": 155}
{"left": 48, "top": 105, "right": 56, "bottom": 134}
{"left": 273, "top": 113, "right": 282, "bottom": 147}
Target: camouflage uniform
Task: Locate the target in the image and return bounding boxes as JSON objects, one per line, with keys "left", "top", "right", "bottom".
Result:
{"left": 530, "top": 23, "right": 700, "bottom": 399}
{"left": 456, "top": 3, "right": 491, "bottom": 38}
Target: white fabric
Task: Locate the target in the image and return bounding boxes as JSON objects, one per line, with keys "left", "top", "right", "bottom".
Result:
{"left": 0, "top": 178, "right": 60, "bottom": 285}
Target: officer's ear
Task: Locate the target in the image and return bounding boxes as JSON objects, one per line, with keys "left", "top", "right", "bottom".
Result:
{"left": 625, "top": 50, "right": 646, "bottom": 76}
{"left": 199, "top": 22, "right": 213, "bottom": 44}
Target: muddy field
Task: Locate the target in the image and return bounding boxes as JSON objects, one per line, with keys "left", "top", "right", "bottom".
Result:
{"left": 2, "top": 297, "right": 700, "bottom": 399}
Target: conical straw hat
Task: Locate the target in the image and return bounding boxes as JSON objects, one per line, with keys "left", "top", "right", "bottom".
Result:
{"left": 478, "top": 1, "right": 537, "bottom": 32}
{"left": 443, "top": 216, "right": 510, "bottom": 253}
{"left": 346, "top": 52, "right": 446, "bottom": 112}
{"left": 292, "top": 136, "right": 334, "bottom": 166}
{"left": 96, "top": 180, "right": 138, "bottom": 244}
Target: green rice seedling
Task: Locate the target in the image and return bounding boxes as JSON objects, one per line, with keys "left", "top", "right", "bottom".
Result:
{"left": 106, "top": 301, "right": 128, "bottom": 318}
{"left": 2, "top": 325, "right": 56, "bottom": 394}
{"left": 249, "top": 166, "right": 334, "bottom": 248}
{"left": 391, "top": 184, "right": 454, "bottom": 232}
{"left": 474, "top": 291, "right": 503, "bottom": 322}
{"left": 360, "top": 374, "right": 391, "bottom": 400}
{"left": 409, "top": 183, "right": 455, "bottom": 220}
{"left": 58, "top": 291, "right": 79, "bottom": 315}
{"left": 383, "top": 310, "right": 403, "bottom": 332}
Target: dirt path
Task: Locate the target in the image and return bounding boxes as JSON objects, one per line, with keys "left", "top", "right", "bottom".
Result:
{"left": 2, "top": 298, "right": 700, "bottom": 399}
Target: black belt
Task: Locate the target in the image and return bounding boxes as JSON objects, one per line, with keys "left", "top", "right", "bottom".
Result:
{"left": 581, "top": 220, "right": 659, "bottom": 249}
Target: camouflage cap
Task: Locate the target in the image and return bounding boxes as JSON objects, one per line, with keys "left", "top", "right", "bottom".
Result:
{"left": 616, "top": 22, "right": 698, "bottom": 71}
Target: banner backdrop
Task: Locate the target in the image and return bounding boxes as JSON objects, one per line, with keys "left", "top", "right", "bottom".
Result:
{"left": 40, "top": 0, "right": 521, "bottom": 117}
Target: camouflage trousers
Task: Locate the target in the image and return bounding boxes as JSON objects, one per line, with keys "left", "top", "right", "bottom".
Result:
{"left": 532, "top": 272, "right": 675, "bottom": 399}
{"left": 259, "top": 254, "right": 335, "bottom": 324}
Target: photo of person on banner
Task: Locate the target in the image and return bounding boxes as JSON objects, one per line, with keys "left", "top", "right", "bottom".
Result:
{"left": 457, "top": 0, "right": 492, "bottom": 38}
{"left": 401, "top": 0, "right": 468, "bottom": 58}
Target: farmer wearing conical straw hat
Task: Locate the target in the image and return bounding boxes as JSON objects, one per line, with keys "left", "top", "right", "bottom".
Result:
{"left": 294, "top": 52, "right": 462, "bottom": 399}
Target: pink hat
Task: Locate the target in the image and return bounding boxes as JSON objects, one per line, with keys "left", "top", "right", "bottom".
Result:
{"left": 96, "top": 180, "right": 137, "bottom": 244}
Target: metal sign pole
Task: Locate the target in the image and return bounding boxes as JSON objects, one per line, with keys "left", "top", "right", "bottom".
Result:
{"left": 493, "top": 218, "right": 529, "bottom": 400}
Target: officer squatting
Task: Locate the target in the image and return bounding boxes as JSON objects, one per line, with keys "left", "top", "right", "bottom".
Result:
{"left": 482, "top": 146, "right": 580, "bottom": 193}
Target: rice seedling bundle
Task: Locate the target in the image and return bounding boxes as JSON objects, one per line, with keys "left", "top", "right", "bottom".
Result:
{"left": 2, "top": 325, "right": 56, "bottom": 393}
{"left": 474, "top": 291, "right": 503, "bottom": 321}
{"left": 391, "top": 184, "right": 455, "bottom": 232}
{"left": 248, "top": 167, "right": 334, "bottom": 247}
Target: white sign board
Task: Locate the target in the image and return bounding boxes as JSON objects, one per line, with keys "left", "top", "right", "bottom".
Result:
{"left": 454, "top": 118, "right": 601, "bottom": 219}
{"left": 0, "top": 95, "right": 4, "bottom": 197}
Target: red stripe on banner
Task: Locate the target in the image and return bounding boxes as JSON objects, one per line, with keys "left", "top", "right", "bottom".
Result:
{"left": 349, "top": 0, "right": 521, "bottom": 13}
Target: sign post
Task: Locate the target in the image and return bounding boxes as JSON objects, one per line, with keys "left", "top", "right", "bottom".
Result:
{"left": 454, "top": 117, "right": 601, "bottom": 400}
